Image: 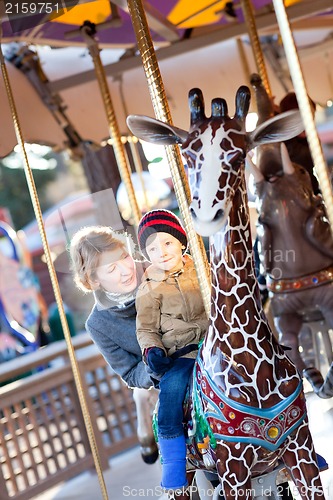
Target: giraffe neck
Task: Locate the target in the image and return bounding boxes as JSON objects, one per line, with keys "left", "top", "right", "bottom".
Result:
{"left": 210, "top": 172, "right": 260, "bottom": 324}
{"left": 202, "top": 172, "right": 299, "bottom": 407}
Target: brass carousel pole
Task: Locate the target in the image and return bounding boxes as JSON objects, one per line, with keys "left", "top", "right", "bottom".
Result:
{"left": 117, "top": 76, "right": 151, "bottom": 211}
{"left": 272, "top": 0, "right": 333, "bottom": 233}
{"left": 0, "top": 34, "right": 109, "bottom": 500}
{"left": 128, "top": 136, "right": 151, "bottom": 211}
{"left": 240, "top": 0, "right": 272, "bottom": 98}
{"left": 126, "top": 0, "right": 211, "bottom": 318}
{"left": 68, "top": 21, "right": 141, "bottom": 226}
{"left": 236, "top": 37, "right": 252, "bottom": 88}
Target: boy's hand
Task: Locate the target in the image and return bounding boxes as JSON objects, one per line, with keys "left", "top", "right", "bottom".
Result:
{"left": 146, "top": 347, "right": 173, "bottom": 374}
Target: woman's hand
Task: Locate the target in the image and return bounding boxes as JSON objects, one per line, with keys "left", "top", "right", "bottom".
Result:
{"left": 146, "top": 347, "right": 173, "bottom": 374}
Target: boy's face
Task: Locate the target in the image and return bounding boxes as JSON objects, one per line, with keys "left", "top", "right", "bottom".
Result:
{"left": 93, "top": 247, "right": 137, "bottom": 293}
{"left": 146, "top": 232, "right": 184, "bottom": 273}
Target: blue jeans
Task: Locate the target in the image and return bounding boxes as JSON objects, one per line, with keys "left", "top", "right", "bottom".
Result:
{"left": 158, "top": 357, "right": 195, "bottom": 439}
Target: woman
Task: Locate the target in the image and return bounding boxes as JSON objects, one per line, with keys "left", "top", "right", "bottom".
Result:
{"left": 70, "top": 225, "right": 153, "bottom": 389}
{"left": 69, "top": 226, "right": 158, "bottom": 463}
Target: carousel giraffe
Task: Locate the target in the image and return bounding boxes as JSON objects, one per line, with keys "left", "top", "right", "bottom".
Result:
{"left": 127, "top": 86, "right": 325, "bottom": 499}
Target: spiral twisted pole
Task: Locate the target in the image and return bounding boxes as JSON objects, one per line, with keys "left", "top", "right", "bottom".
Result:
{"left": 272, "top": 0, "right": 333, "bottom": 234}
{"left": 127, "top": 0, "right": 211, "bottom": 317}
{"left": 81, "top": 25, "right": 141, "bottom": 226}
{"left": 240, "top": 0, "right": 272, "bottom": 98}
{"left": 0, "top": 36, "right": 108, "bottom": 500}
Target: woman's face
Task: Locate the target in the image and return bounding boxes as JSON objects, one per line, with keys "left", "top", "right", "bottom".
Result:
{"left": 94, "top": 247, "right": 137, "bottom": 293}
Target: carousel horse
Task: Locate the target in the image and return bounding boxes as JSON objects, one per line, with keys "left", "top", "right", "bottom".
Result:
{"left": 127, "top": 86, "right": 325, "bottom": 499}
{"left": 0, "top": 222, "right": 41, "bottom": 359}
{"left": 248, "top": 74, "right": 333, "bottom": 379}
{"left": 133, "top": 387, "right": 159, "bottom": 463}
{"left": 303, "top": 363, "right": 333, "bottom": 399}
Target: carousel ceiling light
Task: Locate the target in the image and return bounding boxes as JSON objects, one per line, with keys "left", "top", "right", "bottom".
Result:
{"left": 116, "top": 171, "right": 171, "bottom": 222}
{"left": 245, "top": 112, "right": 258, "bottom": 132}
{"left": 8, "top": 143, "right": 56, "bottom": 169}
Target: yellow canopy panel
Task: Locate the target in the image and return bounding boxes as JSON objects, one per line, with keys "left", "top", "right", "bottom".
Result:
{"left": 50, "top": 0, "right": 111, "bottom": 25}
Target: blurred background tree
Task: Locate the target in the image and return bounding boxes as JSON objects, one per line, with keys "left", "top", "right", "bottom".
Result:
{"left": 0, "top": 162, "right": 57, "bottom": 229}
{"left": 0, "top": 145, "right": 88, "bottom": 230}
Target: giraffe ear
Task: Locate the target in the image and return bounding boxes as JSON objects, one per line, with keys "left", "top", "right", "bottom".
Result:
{"left": 127, "top": 115, "right": 188, "bottom": 145}
{"left": 247, "top": 110, "right": 304, "bottom": 150}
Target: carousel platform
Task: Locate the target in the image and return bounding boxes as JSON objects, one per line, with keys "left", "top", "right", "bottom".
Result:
{"left": 34, "top": 387, "right": 333, "bottom": 500}
{"left": 33, "top": 445, "right": 169, "bottom": 500}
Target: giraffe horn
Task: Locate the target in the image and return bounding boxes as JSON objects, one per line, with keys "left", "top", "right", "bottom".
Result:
{"left": 189, "top": 88, "right": 206, "bottom": 125}
{"left": 212, "top": 98, "right": 228, "bottom": 118}
{"left": 211, "top": 98, "right": 228, "bottom": 118}
{"left": 234, "top": 85, "right": 251, "bottom": 124}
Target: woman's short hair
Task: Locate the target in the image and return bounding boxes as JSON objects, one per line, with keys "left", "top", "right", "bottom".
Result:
{"left": 69, "top": 226, "right": 128, "bottom": 292}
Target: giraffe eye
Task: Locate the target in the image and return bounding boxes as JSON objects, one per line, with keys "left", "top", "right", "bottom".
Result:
{"left": 223, "top": 151, "right": 242, "bottom": 165}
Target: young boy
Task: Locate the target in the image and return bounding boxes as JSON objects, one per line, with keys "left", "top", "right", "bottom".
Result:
{"left": 136, "top": 209, "right": 208, "bottom": 491}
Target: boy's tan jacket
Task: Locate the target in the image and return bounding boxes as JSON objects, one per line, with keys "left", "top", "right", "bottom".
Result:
{"left": 135, "top": 255, "right": 208, "bottom": 358}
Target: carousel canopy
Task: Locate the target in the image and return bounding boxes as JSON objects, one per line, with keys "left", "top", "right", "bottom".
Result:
{"left": 1, "top": 0, "right": 331, "bottom": 48}
{"left": 0, "top": 0, "right": 332, "bottom": 155}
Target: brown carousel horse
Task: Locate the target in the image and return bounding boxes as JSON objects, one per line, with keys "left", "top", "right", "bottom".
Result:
{"left": 133, "top": 387, "right": 159, "bottom": 463}
{"left": 248, "top": 74, "right": 333, "bottom": 394}
{"left": 127, "top": 86, "right": 325, "bottom": 499}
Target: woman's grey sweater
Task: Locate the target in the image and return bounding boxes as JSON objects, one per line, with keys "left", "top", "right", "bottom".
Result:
{"left": 86, "top": 291, "right": 152, "bottom": 389}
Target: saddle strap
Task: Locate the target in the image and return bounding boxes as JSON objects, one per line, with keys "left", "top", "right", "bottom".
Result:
{"left": 170, "top": 343, "right": 198, "bottom": 360}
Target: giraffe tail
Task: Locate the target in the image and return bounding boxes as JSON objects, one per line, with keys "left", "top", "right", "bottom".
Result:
{"left": 303, "top": 363, "right": 333, "bottom": 399}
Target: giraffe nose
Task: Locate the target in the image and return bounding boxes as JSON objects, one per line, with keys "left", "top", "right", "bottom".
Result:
{"left": 190, "top": 205, "right": 224, "bottom": 223}
{"left": 213, "top": 209, "right": 224, "bottom": 221}
{"left": 190, "top": 202, "right": 227, "bottom": 236}
{"left": 190, "top": 206, "right": 197, "bottom": 220}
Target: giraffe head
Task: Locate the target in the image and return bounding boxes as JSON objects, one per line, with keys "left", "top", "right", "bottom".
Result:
{"left": 127, "top": 86, "right": 304, "bottom": 236}
{"left": 181, "top": 86, "right": 250, "bottom": 236}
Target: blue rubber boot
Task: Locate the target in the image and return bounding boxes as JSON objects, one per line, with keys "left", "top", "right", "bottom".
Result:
{"left": 158, "top": 435, "right": 188, "bottom": 491}
{"left": 316, "top": 453, "right": 329, "bottom": 472}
